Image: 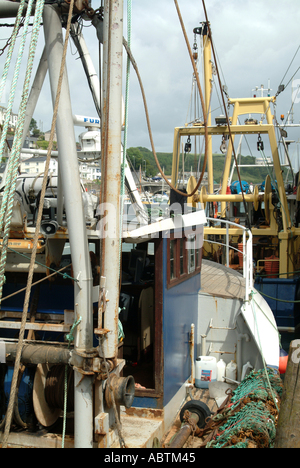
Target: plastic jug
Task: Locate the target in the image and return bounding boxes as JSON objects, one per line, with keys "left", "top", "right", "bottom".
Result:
{"left": 225, "top": 360, "right": 237, "bottom": 381}
{"left": 195, "top": 356, "right": 217, "bottom": 388}
{"left": 217, "top": 359, "right": 226, "bottom": 382}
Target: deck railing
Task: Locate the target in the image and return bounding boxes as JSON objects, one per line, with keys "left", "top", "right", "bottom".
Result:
{"left": 204, "top": 217, "right": 253, "bottom": 302}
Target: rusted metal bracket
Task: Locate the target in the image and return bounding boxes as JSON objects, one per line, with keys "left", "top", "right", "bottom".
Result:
{"left": 94, "top": 328, "right": 110, "bottom": 336}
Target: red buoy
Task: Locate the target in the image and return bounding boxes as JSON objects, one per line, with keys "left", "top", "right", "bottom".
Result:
{"left": 279, "top": 348, "right": 288, "bottom": 374}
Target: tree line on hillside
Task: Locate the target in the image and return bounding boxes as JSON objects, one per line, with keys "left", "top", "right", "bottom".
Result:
{"left": 126, "top": 146, "right": 277, "bottom": 185}
{"left": 26, "top": 119, "right": 281, "bottom": 187}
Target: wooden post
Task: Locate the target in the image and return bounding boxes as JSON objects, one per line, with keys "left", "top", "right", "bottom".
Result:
{"left": 275, "top": 340, "right": 300, "bottom": 448}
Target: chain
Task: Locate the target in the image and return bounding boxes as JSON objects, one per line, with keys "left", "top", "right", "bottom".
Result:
{"left": 183, "top": 410, "right": 198, "bottom": 448}
{"left": 0, "top": 18, "right": 25, "bottom": 58}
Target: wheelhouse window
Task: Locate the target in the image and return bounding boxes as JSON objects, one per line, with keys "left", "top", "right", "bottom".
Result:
{"left": 187, "top": 235, "right": 196, "bottom": 273}
{"left": 170, "top": 239, "right": 176, "bottom": 280}
{"left": 167, "top": 233, "right": 202, "bottom": 287}
{"left": 180, "top": 238, "right": 185, "bottom": 275}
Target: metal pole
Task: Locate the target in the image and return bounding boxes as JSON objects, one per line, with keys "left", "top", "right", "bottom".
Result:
{"left": 203, "top": 31, "right": 213, "bottom": 195}
{"left": 226, "top": 223, "right": 229, "bottom": 267}
{"left": 43, "top": 5, "right": 93, "bottom": 448}
{"left": 21, "top": 47, "right": 48, "bottom": 147}
{"left": 168, "top": 412, "right": 199, "bottom": 448}
{"left": 5, "top": 343, "right": 71, "bottom": 365}
{"left": 99, "top": 0, "right": 124, "bottom": 360}
{"left": 242, "top": 230, "right": 246, "bottom": 279}
{"left": 0, "top": 46, "right": 48, "bottom": 191}
{"left": 70, "top": 23, "right": 101, "bottom": 115}
{"left": 0, "top": 0, "right": 33, "bottom": 17}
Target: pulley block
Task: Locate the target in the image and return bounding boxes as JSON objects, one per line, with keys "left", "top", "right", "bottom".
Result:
{"left": 257, "top": 135, "right": 264, "bottom": 151}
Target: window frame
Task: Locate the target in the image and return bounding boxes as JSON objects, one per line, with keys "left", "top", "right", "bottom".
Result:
{"left": 167, "top": 232, "right": 202, "bottom": 288}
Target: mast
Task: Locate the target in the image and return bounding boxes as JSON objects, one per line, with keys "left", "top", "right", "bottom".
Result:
{"left": 98, "top": 0, "right": 124, "bottom": 360}
{"left": 202, "top": 23, "right": 214, "bottom": 195}
{"left": 43, "top": 4, "right": 94, "bottom": 448}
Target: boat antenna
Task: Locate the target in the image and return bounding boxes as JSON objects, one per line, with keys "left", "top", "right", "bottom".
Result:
{"left": 201, "top": 0, "right": 251, "bottom": 228}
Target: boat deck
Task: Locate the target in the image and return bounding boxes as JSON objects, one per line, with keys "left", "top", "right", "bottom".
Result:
{"left": 200, "top": 260, "right": 246, "bottom": 300}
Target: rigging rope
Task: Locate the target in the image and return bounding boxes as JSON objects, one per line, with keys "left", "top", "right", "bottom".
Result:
{"left": 0, "top": 1, "right": 25, "bottom": 102}
{"left": 278, "top": 43, "right": 300, "bottom": 94}
{"left": 0, "top": 0, "right": 39, "bottom": 301}
{"left": 258, "top": 147, "right": 291, "bottom": 230}
{"left": 257, "top": 290, "right": 300, "bottom": 304}
{"left": 123, "top": 1, "right": 208, "bottom": 198}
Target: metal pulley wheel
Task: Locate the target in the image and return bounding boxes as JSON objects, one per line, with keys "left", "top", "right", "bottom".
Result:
{"left": 33, "top": 363, "right": 62, "bottom": 427}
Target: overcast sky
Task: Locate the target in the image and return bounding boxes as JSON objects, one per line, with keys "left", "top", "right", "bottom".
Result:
{"left": 1, "top": 0, "right": 300, "bottom": 166}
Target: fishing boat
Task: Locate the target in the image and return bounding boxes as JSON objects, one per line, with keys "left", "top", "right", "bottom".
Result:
{"left": 0, "top": 0, "right": 279, "bottom": 449}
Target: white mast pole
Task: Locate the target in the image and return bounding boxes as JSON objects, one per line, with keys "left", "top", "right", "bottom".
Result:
{"left": 43, "top": 4, "right": 94, "bottom": 448}
{"left": 99, "top": 0, "right": 124, "bottom": 359}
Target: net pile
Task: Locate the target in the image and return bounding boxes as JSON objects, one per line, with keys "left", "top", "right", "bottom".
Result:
{"left": 205, "top": 368, "right": 283, "bottom": 449}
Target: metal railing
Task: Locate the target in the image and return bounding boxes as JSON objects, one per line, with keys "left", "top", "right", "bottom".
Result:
{"left": 204, "top": 217, "right": 253, "bottom": 302}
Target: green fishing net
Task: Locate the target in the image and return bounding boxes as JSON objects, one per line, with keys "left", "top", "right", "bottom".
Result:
{"left": 206, "top": 368, "right": 283, "bottom": 449}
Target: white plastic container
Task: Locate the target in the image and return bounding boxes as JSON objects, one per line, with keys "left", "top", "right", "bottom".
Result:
{"left": 225, "top": 360, "right": 237, "bottom": 381}
{"left": 217, "top": 359, "right": 226, "bottom": 382}
{"left": 195, "top": 356, "right": 217, "bottom": 388}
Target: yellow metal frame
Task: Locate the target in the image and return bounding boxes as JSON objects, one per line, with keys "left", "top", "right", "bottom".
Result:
{"left": 170, "top": 28, "right": 300, "bottom": 278}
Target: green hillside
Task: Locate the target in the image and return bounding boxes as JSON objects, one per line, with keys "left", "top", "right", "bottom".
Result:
{"left": 126, "top": 147, "right": 285, "bottom": 185}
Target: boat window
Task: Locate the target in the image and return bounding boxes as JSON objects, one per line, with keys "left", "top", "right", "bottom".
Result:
{"left": 167, "top": 234, "right": 201, "bottom": 288}
{"left": 196, "top": 243, "right": 202, "bottom": 268}
{"left": 233, "top": 202, "right": 246, "bottom": 217}
{"left": 122, "top": 243, "right": 136, "bottom": 253}
{"left": 170, "top": 239, "right": 176, "bottom": 279}
{"left": 147, "top": 242, "right": 155, "bottom": 256}
{"left": 180, "top": 238, "right": 185, "bottom": 275}
{"left": 188, "top": 235, "right": 196, "bottom": 274}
